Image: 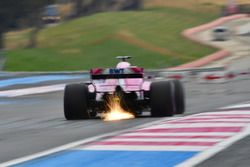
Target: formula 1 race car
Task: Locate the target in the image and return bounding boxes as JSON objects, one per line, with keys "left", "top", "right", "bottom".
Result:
{"left": 64, "top": 56, "right": 185, "bottom": 120}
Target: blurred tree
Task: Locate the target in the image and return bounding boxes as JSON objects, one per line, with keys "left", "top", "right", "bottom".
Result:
{"left": 72, "top": 0, "right": 142, "bottom": 17}
{"left": 0, "top": 0, "right": 55, "bottom": 49}
{"left": 74, "top": 0, "right": 83, "bottom": 16}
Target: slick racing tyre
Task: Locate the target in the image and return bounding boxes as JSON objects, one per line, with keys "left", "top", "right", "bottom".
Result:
{"left": 150, "top": 81, "right": 175, "bottom": 117}
{"left": 172, "top": 79, "right": 185, "bottom": 114}
{"left": 64, "top": 84, "right": 90, "bottom": 120}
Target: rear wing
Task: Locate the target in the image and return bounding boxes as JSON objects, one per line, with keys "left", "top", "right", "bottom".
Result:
{"left": 90, "top": 67, "right": 144, "bottom": 80}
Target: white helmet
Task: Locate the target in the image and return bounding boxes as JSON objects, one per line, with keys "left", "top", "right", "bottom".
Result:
{"left": 116, "top": 62, "right": 131, "bottom": 68}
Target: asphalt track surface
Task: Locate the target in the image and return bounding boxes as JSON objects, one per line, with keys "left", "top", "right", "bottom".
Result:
{"left": 0, "top": 76, "right": 250, "bottom": 166}
{"left": 0, "top": 21, "right": 249, "bottom": 166}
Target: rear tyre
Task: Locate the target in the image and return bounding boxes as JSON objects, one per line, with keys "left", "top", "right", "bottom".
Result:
{"left": 64, "top": 84, "right": 90, "bottom": 120}
{"left": 172, "top": 80, "right": 185, "bottom": 114}
{"left": 150, "top": 81, "right": 175, "bottom": 117}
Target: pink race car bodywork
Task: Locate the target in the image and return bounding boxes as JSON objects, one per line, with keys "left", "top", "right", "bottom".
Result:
{"left": 64, "top": 56, "right": 186, "bottom": 120}
{"left": 85, "top": 60, "right": 152, "bottom": 113}
{"left": 89, "top": 79, "right": 150, "bottom": 93}
{"left": 88, "top": 61, "right": 150, "bottom": 95}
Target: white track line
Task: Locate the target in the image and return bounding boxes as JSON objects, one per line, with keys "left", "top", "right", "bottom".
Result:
{"left": 221, "top": 104, "right": 250, "bottom": 109}
{"left": 196, "top": 111, "right": 250, "bottom": 115}
{"left": 0, "top": 117, "right": 175, "bottom": 167}
{"left": 0, "top": 84, "right": 65, "bottom": 97}
{"left": 79, "top": 145, "right": 209, "bottom": 152}
{"left": 100, "top": 138, "right": 223, "bottom": 142}
{"left": 121, "top": 132, "right": 236, "bottom": 136}
{"left": 192, "top": 114, "right": 250, "bottom": 117}
{"left": 176, "top": 126, "right": 250, "bottom": 167}
{"left": 148, "top": 123, "right": 247, "bottom": 128}
{"left": 167, "top": 120, "right": 250, "bottom": 124}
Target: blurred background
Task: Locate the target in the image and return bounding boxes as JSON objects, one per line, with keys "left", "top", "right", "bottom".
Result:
{"left": 0, "top": 0, "right": 249, "bottom": 71}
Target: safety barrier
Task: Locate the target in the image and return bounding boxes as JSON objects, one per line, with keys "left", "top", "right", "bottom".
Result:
{"left": 158, "top": 71, "right": 190, "bottom": 82}
{"left": 197, "top": 71, "right": 230, "bottom": 84}
{"left": 158, "top": 67, "right": 250, "bottom": 82}
{"left": 158, "top": 67, "right": 250, "bottom": 95}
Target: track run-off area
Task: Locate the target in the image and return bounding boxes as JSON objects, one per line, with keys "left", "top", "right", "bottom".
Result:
{"left": 4, "top": 103, "right": 250, "bottom": 167}
{"left": 0, "top": 73, "right": 250, "bottom": 167}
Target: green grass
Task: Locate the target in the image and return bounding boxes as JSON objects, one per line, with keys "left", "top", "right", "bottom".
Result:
{"left": 7, "top": 40, "right": 174, "bottom": 71}
{"left": 5, "top": 7, "right": 218, "bottom": 71}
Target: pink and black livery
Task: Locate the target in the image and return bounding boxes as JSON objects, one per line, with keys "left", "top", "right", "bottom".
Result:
{"left": 64, "top": 56, "right": 185, "bottom": 120}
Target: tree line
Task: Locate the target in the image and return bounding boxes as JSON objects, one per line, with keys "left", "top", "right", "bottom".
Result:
{"left": 0, "top": 0, "right": 55, "bottom": 49}
{"left": 73, "top": 0, "right": 142, "bottom": 17}
{"left": 0, "top": 0, "right": 142, "bottom": 50}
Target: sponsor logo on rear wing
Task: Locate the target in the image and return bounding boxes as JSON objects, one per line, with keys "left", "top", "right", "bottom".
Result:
{"left": 90, "top": 68, "right": 144, "bottom": 79}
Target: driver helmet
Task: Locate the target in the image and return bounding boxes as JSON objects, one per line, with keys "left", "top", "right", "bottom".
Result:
{"left": 116, "top": 62, "right": 131, "bottom": 68}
